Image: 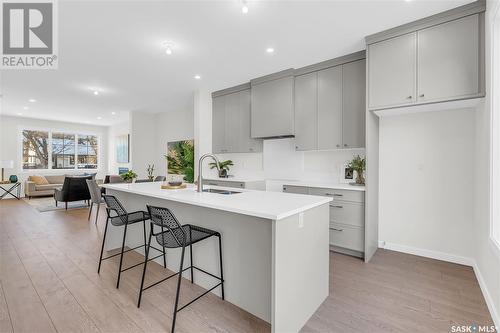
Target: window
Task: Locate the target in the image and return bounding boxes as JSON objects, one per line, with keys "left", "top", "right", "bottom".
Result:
{"left": 21, "top": 130, "right": 99, "bottom": 170}
{"left": 22, "top": 130, "right": 49, "bottom": 169}
{"left": 77, "top": 134, "right": 98, "bottom": 169}
{"left": 52, "top": 133, "right": 75, "bottom": 169}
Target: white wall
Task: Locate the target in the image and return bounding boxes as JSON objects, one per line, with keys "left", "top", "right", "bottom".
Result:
{"left": 0, "top": 115, "right": 109, "bottom": 194}
{"left": 379, "top": 109, "right": 476, "bottom": 261}
{"left": 107, "top": 119, "right": 131, "bottom": 174}
{"left": 473, "top": 0, "right": 500, "bottom": 325}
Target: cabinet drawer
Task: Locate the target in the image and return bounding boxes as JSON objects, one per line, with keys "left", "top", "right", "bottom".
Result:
{"left": 329, "top": 202, "right": 364, "bottom": 227}
{"left": 329, "top": 223, "right": 364, "bottom": 252}
{"left": 206, "top": 180, "right": 245, "bottom": 188}
{"left": 282, "top": 185, "right": 309, "bottom": 194}
{"left": 309, "top": 188, "right": 364, "bottom": 203}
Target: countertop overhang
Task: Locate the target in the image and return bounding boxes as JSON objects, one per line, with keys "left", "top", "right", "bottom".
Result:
{"left": 102, "top": 182, "right": 332, "bottom": 220}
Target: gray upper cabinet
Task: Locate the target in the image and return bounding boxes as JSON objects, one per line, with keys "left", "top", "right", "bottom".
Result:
{"left": 368, "top": 32, "right": 417, "bottom": 109}
{"left": 317, "top": 66, "right": 343, "bottom": 150}
{"left": 212, "top": 95, "right": 226, "bottom": 153}
{"left": 342, "top": 60, "right": 366, "bottom": 148}
{"left": 366, "top": 1, "right": 485, "bottom": 111}
{"left": 294, "top": 72, "right": 318, "bottom": 151}
{"left": 251, "top": 71, "right": 294, "bottom": 138}
{"left": 417, "top": 14, "right": 480, "bottom": 104}
{"left": 212, "top": 86, "right": 263, "bottom": 154}
{"left": 292, "top": 51, "right": 365, "bottom": 151}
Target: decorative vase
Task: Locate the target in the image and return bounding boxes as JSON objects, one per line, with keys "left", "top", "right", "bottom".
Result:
{"left": 219, "top": 169, "right": 228, "bottom": 178}
{"left": 9, "top": 175, "right": 18, "bottom": 183}
{"left": 355, "top": 170, "right": 365, "bottom": 185}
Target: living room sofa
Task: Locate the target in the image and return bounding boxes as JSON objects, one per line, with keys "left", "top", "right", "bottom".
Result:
{"left": 25, "top": 175, "right": 66, "bottom": 199}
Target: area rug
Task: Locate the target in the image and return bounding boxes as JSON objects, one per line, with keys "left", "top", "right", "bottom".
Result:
{"left": 23, "top": 197, "right": 90, "bottom": 212}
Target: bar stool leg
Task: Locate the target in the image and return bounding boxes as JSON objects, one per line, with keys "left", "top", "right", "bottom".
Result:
{"left": 88, "top": 202, "right": 93, "bottom": 220}
{"left": 218, "top": 234, "right": 225, "bottom": 300}
{"left": 137, "top": 226, "right": 153, "bottom": 308}
{"left": 171, "top": 245, "right": 186, "bottom": 333}
{"left": 94, "top": 203, "right": 100, "bottom": 225}
{"left": 98, "top": 217, "right": 110, "bottom": 274}
{"left": 116, "top": 223, "right": 129, "bottom": 289}
{"left": 189, "top": 228, "right": 194, "bottom": 283}
{"left": 142, "top": 220, "right": 147, "bottom": 254}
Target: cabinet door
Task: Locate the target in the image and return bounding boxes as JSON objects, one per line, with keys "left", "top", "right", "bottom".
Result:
{"left": 417, "top": 15, "right": 479, "bottom": 103}
{"left": 318, "top": 66, "right": 342, "bottom": 150}
{"left": 224, "top": 91, "right": 240, "bottom": 152}
{"left": 251, "top": 76, "right": 294, "bottom": 138}
{"left": 368, "top": 32, "right": 416, "bottom": 109}
{"left": 342, "top": 60, "right": 366, "bottom": 148}
{"left": 237, "top": 89, "right": 263, "bottom": 153}
{"left": 294, "top": 72, "right": 318, "bottom": 151}
{"left": 212, "top": 95, "right": 226, "bottom": 153}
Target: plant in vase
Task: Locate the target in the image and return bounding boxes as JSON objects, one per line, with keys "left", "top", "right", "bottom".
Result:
{"left": 209, "top": 160, "right": 233, "bottom": 178}
{"left": 121, "top": 170, "right": 137, "bottom": 183}
{"left": 147, "top": 164, "right": 155, "bottom": 181}
{"left": 348, "top": 155, "right": 366, "bottom": 185}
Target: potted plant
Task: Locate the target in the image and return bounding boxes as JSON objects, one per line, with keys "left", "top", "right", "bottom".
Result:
{"left": 209, "top": 160, "right": 234, "bottom": 178}
{"left": 348, "top": 155, "right": 366, "bottom": 185}
{"left": 165, "top": 140, "right": 195, "bottom": 183}
{"left": 147, "top": 164, "right": 155, "bottom": 181}
{"left": 121, "top": 170, "right": 137, "bottom": 183}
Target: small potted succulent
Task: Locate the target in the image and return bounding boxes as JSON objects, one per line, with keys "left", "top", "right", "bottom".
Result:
{"left": 348, "top": 155, "right": 366, "bottom": 185}
{"left": 121, "top": 170, "right": 138, "bottom": 183}
{"left": 209, "top": 159, "right": 234, "bottom": 178}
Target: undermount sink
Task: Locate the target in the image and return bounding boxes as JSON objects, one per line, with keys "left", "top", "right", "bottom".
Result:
{"left": 203, "top": 188, "right": 241, "bottom": 195}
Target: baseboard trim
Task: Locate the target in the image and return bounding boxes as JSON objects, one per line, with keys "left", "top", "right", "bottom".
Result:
{"left": 472, "top": 261, "right": 500, "bottom": 329}
{"left": 378, "top": 241, "right": 474, "bottom": 266}
{"left": 378, "top": 241, "right": 499, "bottom": 328}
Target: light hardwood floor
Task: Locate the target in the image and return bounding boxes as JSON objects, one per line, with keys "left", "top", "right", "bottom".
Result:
{"left": 0, "top": 199, "right": 494, "bottom": 333}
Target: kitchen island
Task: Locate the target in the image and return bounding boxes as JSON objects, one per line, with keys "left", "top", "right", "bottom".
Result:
{"left": 101, "top": 182, "right": 332, "bottom": 333}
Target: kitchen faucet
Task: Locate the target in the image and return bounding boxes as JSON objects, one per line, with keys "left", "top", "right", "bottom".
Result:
{"left": 197, "top": 153, "right": 220, "bottom": 192}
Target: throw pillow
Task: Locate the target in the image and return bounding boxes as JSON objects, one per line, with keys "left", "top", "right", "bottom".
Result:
{"left": 29, "top": 175, "right": 49, "bottom": 185}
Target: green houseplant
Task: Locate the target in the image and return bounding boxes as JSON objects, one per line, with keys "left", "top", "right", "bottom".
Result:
{"left": 348, "top": 155, "right": 366, "bottom": 185}
{"left": 209, "top": 160, "right": 233, "bottom": 178}
{"left": 121, "top": 170, "right": 137, "bottom": 183}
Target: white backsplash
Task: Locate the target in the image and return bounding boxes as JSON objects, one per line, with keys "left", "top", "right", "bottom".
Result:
{"left": 208, "top": 137, "right": 365, "bottom": 184}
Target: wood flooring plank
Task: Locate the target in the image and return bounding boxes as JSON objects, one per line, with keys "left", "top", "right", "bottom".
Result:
{"left": 0, "top": 281, "right": 13, "bottom": 333}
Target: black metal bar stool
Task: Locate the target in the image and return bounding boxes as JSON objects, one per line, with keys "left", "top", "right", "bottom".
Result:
{"left": 137, "top": 205, "right": 224, "bottom": 333}
{"left": 98, "top": 195, "right": 167, "bottom": 288}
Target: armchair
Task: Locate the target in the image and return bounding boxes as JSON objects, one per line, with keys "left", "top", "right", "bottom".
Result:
{"left": 54, "top": 175, "right": 92, "bottom": 209}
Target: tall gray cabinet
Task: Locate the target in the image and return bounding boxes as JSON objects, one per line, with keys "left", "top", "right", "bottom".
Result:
{"left": 212, "top": 84, "right": 263, "bottom": 153}
{"left": 294, "top": 51, "right": 366, "bottom": 151}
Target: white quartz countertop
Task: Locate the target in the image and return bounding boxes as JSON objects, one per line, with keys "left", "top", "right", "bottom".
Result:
{"left": 203, "top": 176, "right": 265, "bottom": 183}
{"left": 102, "top": 182, "right": 332, "bottom": 220}
{"left": 281, "top": 180, "right": 366, "bottom": 192}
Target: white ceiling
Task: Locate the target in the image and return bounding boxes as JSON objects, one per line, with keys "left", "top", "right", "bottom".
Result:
{"left": 0, "top": 0, "right": 473, "bottom": 126}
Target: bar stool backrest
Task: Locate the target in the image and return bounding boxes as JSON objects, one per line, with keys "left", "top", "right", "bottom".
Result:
{"left": 147, "top": 205, "right": 185, "bottom": 247}
{"left": 102, "top": 195, "right": 129, "bottom": 224}
{"left": 86, "top": 179, "right": 102, "bottom": 204}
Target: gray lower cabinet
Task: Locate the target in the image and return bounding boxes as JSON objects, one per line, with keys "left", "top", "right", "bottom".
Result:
{"left": 283, "top": 184, "right": 365, "bottom": 258}
{"left": 251, "top": 73, "right": 294, "bottom": 138}
{"left": 212, "top": 87, "right": 263, "bottom": 153}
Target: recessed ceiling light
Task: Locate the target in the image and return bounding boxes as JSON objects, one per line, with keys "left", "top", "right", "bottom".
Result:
{"left": 28, "top": 98, "right": 36, "bottom": 103}
{"left": 266, "top": 47, "right": 274, "bottom": 54}
{"left": 17, "top": 113, "right": 22, "bottom": 116}
{"left": 241, "top": 0, "right": 249, "bottom": 14}
{"left": 23, "top": 106, "right": 29, "bottom": 110}
{"left": 97, "top": 116, "right": 102, "bottom": 120}
{"left": 111, "top": 111, "right": 116, "bottom": 115}
{"left": 93, "top": 90, "right": 99, "bottom": 96}
{"left": 194, "top": 75, "right": 201, "bottom": 80}
{"left": 162, "top": 41, "right": 175, "bottom": 55}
